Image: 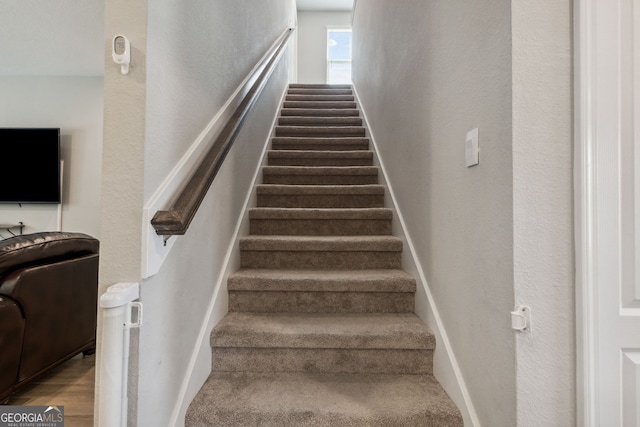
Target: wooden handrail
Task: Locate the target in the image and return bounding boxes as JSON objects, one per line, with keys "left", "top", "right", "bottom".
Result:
{"left": 151, "top": 28, "right": 294, "bottom": 236}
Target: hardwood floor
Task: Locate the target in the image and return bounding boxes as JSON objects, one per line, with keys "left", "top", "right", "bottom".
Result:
{"left": 5, "top": 354, "right": 95, "bottom": 427}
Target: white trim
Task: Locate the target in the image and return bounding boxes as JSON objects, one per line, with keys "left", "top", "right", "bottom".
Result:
{"left": 575, "top": 0, "right": 598, "bottom": 425}
{"left": 290, "top": 0, "right": 298, "bottom": 83}
{"left": 57, "top": 159, "right": 64, "bottom": 231}
{"left": 352, "top": 84, "right": 480, "bottom": 427}
{"left": 351, "top": 0, "right": 357, "bottom": 25}
{"left": 140, "top": 33, "right": 289, "bottom": 279}
{"left": 326, "top": 25, "right": 353, "bottom": 84}
{"left": 167, "top": 86, "right": 288, "bottom": 427}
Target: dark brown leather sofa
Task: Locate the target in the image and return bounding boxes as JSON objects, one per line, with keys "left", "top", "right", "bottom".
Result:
{"left": 0, "top": 232, "right": 99, "bottom": 403}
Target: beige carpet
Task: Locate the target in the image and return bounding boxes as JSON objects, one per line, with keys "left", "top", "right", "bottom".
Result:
{"left": 186, "top": 84, "right": 463, "bottom": 426}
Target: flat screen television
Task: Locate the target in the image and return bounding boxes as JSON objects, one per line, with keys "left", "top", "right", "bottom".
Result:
{"left": 0, "top": 128, "right": 61, "bottom": 204}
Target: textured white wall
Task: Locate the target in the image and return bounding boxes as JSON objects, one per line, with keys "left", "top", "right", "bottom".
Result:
{"left": 140, "top": 60, "right": 290, "bottom": 426}
{"left": 144, "top": 0, "right": 295, "bottom": 200}
{"left": 101, "top": 0, "right": 149, "bottom": 288}
{"left": 297, "top": 11, "right": 351, "bottom": 83}
{"left": 100, "top": 1, "right": 294, "bottom": 425}
{"left": 0, "top": 1, "right": 104, "bottom": 239}
{"left": 512, "top": 1, "right": 574, "bottom": 425}
{"left": 100, "top": 0, "right": 150, "bottom": 424}
{"left": 0, "top": 0, "right": 104, "bottom": 76}
{"left": 353, "top": 1, "right": 575, "bottom": 426}
{"left": 352, "top": 1, "right": 515, "bottom": 425}
{"left": 0, "top": 77, "right": 104, "bottom": 238}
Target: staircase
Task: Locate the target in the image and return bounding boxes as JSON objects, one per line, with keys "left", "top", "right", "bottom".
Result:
{"left": 185, "top": 84, "right": 463, "bottom": 426}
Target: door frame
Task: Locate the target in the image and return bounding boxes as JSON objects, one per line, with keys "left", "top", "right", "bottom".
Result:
{"left": 574, "top": 0, "right": 598, "bottom": 423}
{"left": 575, "top": 0, "right": 637, "bottom": 424}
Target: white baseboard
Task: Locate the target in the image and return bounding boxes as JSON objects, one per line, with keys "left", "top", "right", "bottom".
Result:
{"left": 352, "top": 85, "right": 481, "bottom": 427}
{"left": 167, "top": 86, "right": 288, "bottom": 427}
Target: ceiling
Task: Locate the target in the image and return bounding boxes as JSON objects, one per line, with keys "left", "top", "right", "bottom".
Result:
{"left": 296, "top": 0, "right": 354, "bottom": 12}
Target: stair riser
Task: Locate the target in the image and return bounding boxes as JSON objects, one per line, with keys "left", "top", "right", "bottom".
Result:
{"left": 228, "top": 270, "right": 417, "bottom": 293}
{"left": 189, "top": 408, "right": 462, "bottom": 427}
{"left": 272, "top": 141, "right": 369, "bottom": 151}
{"left": 280, "top": 108, "right": 360, "bottom": 117}
{"left": 283, "top": 101, "right": 357, "bottom": 109}
{"left": 250, "top": 219, "right": 391, "bottom": 235}
{"left": 228, "top": 291, "right": 414, "bottom": 313}
{"left": 287, "top": 89, "right": 353, "bottom": 95}
{"left": 278, "top": 117, "right": 363, "bottom": 126}
{"left": 276, "top": 127, "right": 365, "bottom": 137}
{"left": 212, "top": 348, "right": 432, "bottom": 375}
{"left": 286, "top": 95, "right": 355, "bottom": 102}
{"left": 289, "top": 84, "right": 352, "bottom": 89}
{"left": 262, "top": 175, "right": 378, "bottom": 185}
{"left": 240, "top": 251, "right": 402, "bottom": 269}
{"left": 267, "top": 157, "right": 373, "bottom": 166}
{"left": 257, "top": 194, "right": 385, "bottom": 208}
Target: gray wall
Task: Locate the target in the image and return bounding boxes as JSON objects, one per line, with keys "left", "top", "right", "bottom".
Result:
{"left": 0, "top": 0, "right": 104, "bottom": 76}
{"left": 101, "top": 1, "right": 149, "bottom": 424}
{"left": 0, "top": 77, "right": 103, "bottom": 238}
{"left": 512, "top": 1, "right": 574, "bottom": 425}
{"left": 353, "top": 1, "right": 514, "bottom": 425}
{"left": 297, "top": 11, "right": 351, "bottom": 83}
{"left": 0, "top": 1, "right": 104, "bottom": 239}
{"left": 145, "top": 0, "right": 296, "bottom": 200}
{"left": 101, "top": 1, "right": 295, "bottom": 425}
{"left": 352, "top": 0, "right": 574, "bottom": 426}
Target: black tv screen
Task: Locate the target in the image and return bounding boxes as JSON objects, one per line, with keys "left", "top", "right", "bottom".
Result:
{"left": 0, "top": 128, "right": 61, "bottom": 204}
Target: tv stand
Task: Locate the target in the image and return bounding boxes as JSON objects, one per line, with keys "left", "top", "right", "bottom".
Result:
{"left": 0, "top": 222, "right": 25, "bottom": 239}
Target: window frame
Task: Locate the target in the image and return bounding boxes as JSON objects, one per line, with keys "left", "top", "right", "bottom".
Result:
{"left": 326, "top": 26, "right": 353, "bottom": 84}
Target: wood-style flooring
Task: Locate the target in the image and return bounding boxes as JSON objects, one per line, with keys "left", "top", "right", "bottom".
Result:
{"left": 5, "top": 354, "right": 95, "bottom": 427}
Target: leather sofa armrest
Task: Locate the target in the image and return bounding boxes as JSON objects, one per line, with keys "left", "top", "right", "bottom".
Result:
{"left": 0, "top": 232, "right": 99, "bottom": 279}
{"left": 0, "top": 295, "right": 25, "bottom": 401}
{"left": 0, "top": 255, "right": 99, "bottom": 383}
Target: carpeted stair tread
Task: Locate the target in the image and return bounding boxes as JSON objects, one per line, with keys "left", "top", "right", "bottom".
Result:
{"left": 249, "top": 207, "right": 392, "bottom": 220}
{"left": 239, "top": 235, "right": 402, "bottom": 252}
{"left": 283, "top": 101, "right": 357, "bottom": 109}
{"left": 275, "top": 125, "right": 365, "bottom": 137}
{"left": 249, "top": 207, "right": 391, "bottom": 235}
{"left": 185, "top": 371, "right": 463, "bottom": 427}
{"left": 271, "top": 136, "right": 370, "bottom": 151}
{"left": 228, "top": 269, "right": 415, "bottom": 313}
{"left": 289, "top": 83, "right": 352, "bottom": 89}
{"left": 228, "top": 268, "right": 416, "bottom": 293}
{"left": 263, "top": 166, "right": 378, "bottom": 175}
{"left": 280, "top": 108, "right": 360, "bottom": 117}
{"left": 256, "top": 184, "right": 385, "bottom": 208}
{"left": 256, "top": 184, "right": 385, "bottom": 196}
{"left": 267, "top": 150, "right": 373, "bottom": 166}
{"left": 211, "top": 312, "right": 434, "bottom": 349}
{"left": 186, "top": 83, "right": 464, "bottom": 426}
{"left": 239, "top": 236, "right": 403, "bottom": 269}
{"left": 262, "top": 166, "right": 378, "bottom": 185}
{"left": 269, "top": 150, "right": 373, "bottom": 158}
{"left": 286, "top": 94, "right": 355, "bottom": 102}
{"left": 212, "top": 347, "right": 431, "bottom": 375}
{"left": 228, "top": 291, "right": 414, "bottom": 314}
{"left": 278, "top": 116, "right": 363, "bottom": 126}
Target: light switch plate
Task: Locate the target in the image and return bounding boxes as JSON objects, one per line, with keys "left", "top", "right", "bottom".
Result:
{"left": 465, "top": 128, "right": 479, "bottom": 167}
